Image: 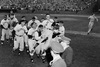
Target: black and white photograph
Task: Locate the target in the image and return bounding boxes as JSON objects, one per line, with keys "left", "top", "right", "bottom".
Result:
{"left": 0, "top": 0, "right": 100, "bottom": 67}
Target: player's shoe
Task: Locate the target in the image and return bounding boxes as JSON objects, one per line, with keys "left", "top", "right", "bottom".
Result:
{"left": 1, "top": 41, "right": 4, "bottom": 45}
{"left": 30, "top": 56, "right": 34, "bottom": 63}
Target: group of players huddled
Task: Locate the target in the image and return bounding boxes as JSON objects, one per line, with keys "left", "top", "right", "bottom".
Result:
{"left": 0, "top": 11, "right": 73, "bottom": 67}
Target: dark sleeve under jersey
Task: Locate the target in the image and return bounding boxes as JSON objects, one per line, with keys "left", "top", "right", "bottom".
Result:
{"left": 52, "top": 32, "right": 61, "bottom": 38}
{"left": 8, "top": 24, "right": 10, "bottom": 28}
{"left": 0, "top": 25, "right": 4, "bottom": 29}
{"left": 41, "top": 37, "right": 48, "bottom": 43}
{"left": 28, "top": 35, "right": 33, "bottom": 39}
{"left": 38, "top": 31, "right": 42, "bottom": 37}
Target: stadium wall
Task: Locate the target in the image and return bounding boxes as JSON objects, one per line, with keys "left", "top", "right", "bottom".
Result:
{"left": 97, "top": 0, "right": 100, "bottom": 11}
{"left": 78, "top": 2, "right": 97, "bottom": 14}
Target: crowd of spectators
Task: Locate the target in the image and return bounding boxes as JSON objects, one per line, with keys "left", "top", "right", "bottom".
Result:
{"left": 0, "top": 0, "right": 97, "bottom": 12}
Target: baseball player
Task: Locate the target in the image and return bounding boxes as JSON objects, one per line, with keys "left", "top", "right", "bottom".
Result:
{"left": 13, "top": 20, "right": 27, "bottom": 55}
{"left": 8, "top": 13, "right": 18, "bottom": 40}
{"left": 34, "top": 16, "right": 41, "bottom": 26}
{"left": 39, "top": 23, "right": 61, "bottom": 64}
{"left": 49, "top": 40, "right": 66, "bottom": 67}
{"left": 34, "top": 25, "right": 45, "bottom": 55}
{"left": 42, "top": 14, "right": 54, "bottom": 29}
{"left": 7, "top": 10, "right": 15, "bottom": 19}
{"left": 37, "top": 26, "right": 53, "bottom": 52}
{"left": 28, "top": 17, "right": 35, "bottom": 29}
{"left": 87, "top": 14, "right": 98, "bottom": 34}
{"left": 19, "top": 16, "right": 28, "bottom": 49}
{"left": 28, "top": 22, "right": 38, "bottom": 62}
{"left": 0, "top": 15, "right": 10, "bottom": 44}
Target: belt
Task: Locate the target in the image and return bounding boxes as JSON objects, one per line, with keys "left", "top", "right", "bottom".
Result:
{"left": 16, "top": 34, "right": 23, "bottom": 37}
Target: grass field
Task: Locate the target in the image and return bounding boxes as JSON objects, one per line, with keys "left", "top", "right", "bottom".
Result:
{"left": 0, "top": 13, "right": 100, "bottom": 67}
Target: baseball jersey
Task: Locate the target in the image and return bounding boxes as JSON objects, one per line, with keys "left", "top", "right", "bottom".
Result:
{"left": 9, "top": 17, "right": 18, "bottom": 28}
{"left": 34, "top": 31, "right": 42, "bottom": 40}
{"left": 9, "top": 17, "right": 18, "bottom": 23}
{"left": 42, "top": 19, "right": 54, "bottom": 29}
{"left": 1, "top": 19, "right": 9, "bottom": 29}
{"left": 14, "top": 24, "right": 27, "bottom": 36}
{"left": 28, "top": 28, "right": 41, "bottom": 40}
{"left": 88, "top": 16, "right": 98, "bottom": 22}
{"left": 41, "top": 28, "right": 53, "bottom": 40}
{"left": 38, "top": 29, "right": 53, "bottom": 49}
{"left": 35, "top": 20, "right": 41, "bottom": 26}
{"left": 28, "top": 28, "right": 36, "bottom": 35}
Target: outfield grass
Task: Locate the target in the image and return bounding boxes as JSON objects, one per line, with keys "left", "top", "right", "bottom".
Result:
{"left": 66, "top": 34, "right": 100, "bottom": 67}
{"left": 0, "top": 33, "right": 100, "bottom": 67}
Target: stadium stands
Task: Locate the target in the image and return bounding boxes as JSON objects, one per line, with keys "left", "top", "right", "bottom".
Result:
{"left": 0, "top": 0, "right": 97, "bottom": 13}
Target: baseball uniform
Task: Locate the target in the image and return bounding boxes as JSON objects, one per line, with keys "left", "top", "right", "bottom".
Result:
{"left": 87, "top": 15, "right": 98, "bottom": 34}
{"left": 28, "top": 28, "right": 37, "bottom": 56}
{"left": 1, "top": 19, "right": 10, "bottom": 42}
{"left": 42, "top": 19, "right": 54, "bottom": 29}
{"left": 13, "top": 24, "right": 27, "bottom": 51}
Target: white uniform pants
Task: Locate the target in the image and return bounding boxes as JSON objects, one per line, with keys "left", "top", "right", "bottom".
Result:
{"left": 1, "top": 29, "right": 9, "bottom": 41}
{"left": 13, "top": 36, "right": 24, "bottom": 51}
{"left": 28, "top": 39, "right": 36, "bottom": 56}
{"left": 24, "top": 34, "right": 28, "bottom": 47}
{"left": 35, "top": 43, "right": 45, "bottom": 55}
{"left": 88, "top": 21, "right": 94, "bottom": 33}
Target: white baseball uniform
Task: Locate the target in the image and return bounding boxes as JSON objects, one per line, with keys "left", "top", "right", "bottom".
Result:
{"left": 34, "top": 30, "right": 43, "bottom": 54}
{"left": 35, "top": 29, "right": 53, "bottom": 54}
{"left": 28, "top": 20, "right": 34, "bottom": 29}
{"left": 9, "top": 17, "right": 18, "bottom": 36}
{"left": 1, "top": 19, "right": 10, "bottom": 41}
{"left": 42, "top": 19, "right": 54, "bottom": 29}
{"left": 13, "top": 24, "right": 27, "bottom": 51}
{"left": 88, "top": 15, "right": 98, "bottom": 33}
{"left": 28, "top": 28, "right": 37, "bottom": 56}
{"left": 35, "top": 20, "right": 41, "bottom": 26}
